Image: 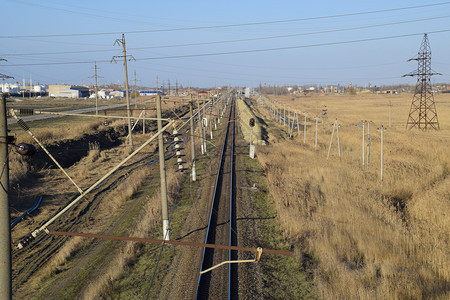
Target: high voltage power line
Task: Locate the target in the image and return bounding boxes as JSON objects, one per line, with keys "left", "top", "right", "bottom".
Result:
{"left": 2, "top": 15, "right": 450, "bottom": 57}
{"left": 2, "top": 29, "right": 450, "bottom": 67}
{"left": 1, "top": 1, "right": 450, "bottom": 39}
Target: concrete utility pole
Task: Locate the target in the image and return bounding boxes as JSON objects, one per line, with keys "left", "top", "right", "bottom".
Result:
{"left": 209, "top": 98, "right": 213, "bottom": 139}
{"left": 189, "top": 99, "right": 197, "bottom": 181}
{"left": 388, "top": 100, "right": 392, "bottom": 128}
{"left": 327, "top": 119, "right": 341, "bottom": 160}
{"left": 155, "top": 75, "right": 159, "bottom": 91}
{"left": 112, "top": 33, "right": 134, "bottom": 150}
{"left": 279, "top": 103, "right": 282, "bottom": 125}
{"left": 94, "top": 62, "right": 99, "bottom": 115}
{"left": 134, "top": 70, "right": 137, "bottom": 108}
{"left": 359, "top": 121, "right": 365, "bottom": 168}
{"left": 156, "top": 94, "right": 170, "bottom": 240}
{"left": 197, "top": 96, "right": 205, "bottom": 154}
{"left": 315, "top": 116, "right": 319, "bottom": 150}
{"left": 0, "top": 94, "right": 11, "bottom": 299}
{"left": 303, "top": 112, "right": 307, "bottom": 144}
{"left": 378, "top": 125, "right": 386, "bottom": 187}
{"left": 367, "top": 122, "right": 371, "bottom": 168}
{"left": 143, "top": 108, "right": 146, "bottom": 134}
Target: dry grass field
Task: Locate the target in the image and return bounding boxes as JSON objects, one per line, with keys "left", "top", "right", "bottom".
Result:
{"left": 247, "top": 93, "right": 449, "bottom": 299}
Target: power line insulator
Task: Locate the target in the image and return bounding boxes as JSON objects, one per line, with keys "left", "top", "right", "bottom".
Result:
{"left": 17, "top": 232, "right": 36, "bottom": 249}
{"left": 14, "top": 143, "right": 37, "bottom": 156}
{"left": 171, "top": 129, "right": 188, "bottom": 172}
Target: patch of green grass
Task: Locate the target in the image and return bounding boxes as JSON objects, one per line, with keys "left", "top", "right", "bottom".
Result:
{"left": 33, "top": 173, "right": 157, "bottom": 300}
{"left": 239, "top": 136, "right": 317, "bottom": 299}
{"left": 110, "top": 111, "right": 233, "bottom": 297}
{"left": 112, "top": 116, "right": 226, "bottom": 298}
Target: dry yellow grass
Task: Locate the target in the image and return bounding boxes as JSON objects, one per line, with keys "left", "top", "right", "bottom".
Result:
{"left": 80, "top": 168, "right": 182, "bottom": 299}
{"left": 252, "top": 93, "right": 449, "bottom": 299}
{"left": 237, "top": 99, "right": 265, "bottom": 145}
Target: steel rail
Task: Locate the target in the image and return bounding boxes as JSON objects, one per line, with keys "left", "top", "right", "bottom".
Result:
{"left": 40, "top": 111, "right": 169, "bottom": 121}
{"left": 228, "top": 98, "right": 237, "bottom": 299}
{"left": 16, "top": 120, "right": 175, "bottom": 249}
{"left": 195, "top": 95, "right": 233, "bottom": 299}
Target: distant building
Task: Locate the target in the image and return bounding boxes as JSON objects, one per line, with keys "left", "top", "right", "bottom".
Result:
{"left": 110, "top": 90, "right": 125, "bottom": 98}
{"left": 89, "top": 89, "right": 110, "bottom": 99}
{"left": 48, "top": 84, "right": 89, "bottom": 98}
{"left": 139, "top": 90, "right": 163, "bottom": 96}
{"left": 0, "top": 83, "right": 20, "bottom": 93}
{"left": 245, "top": 87, "right": 254, "bottom": 98}
{"left": 33, "top": 85, "right": 46, "bottom": 93}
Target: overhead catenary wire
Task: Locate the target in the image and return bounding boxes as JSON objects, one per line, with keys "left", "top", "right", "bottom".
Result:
{"left": 2, "top": 1, "right": 450, "bottom": 38}
{"left": 3, "top": 14, "right": 450, "bottom": 57}
{"left": 3, "top": 29, "right": 450, "bottom": 68}
{"left": 17, "top": 120, "right": 175, "bottom": 249}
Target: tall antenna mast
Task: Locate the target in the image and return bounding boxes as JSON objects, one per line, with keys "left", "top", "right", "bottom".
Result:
{"left": 403, "top": 33, "right": 441, "bottom": 130}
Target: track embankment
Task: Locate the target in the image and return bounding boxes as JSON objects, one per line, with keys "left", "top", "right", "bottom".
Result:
{"left": 236, "top": 99, "right": 266, "bottom": 145}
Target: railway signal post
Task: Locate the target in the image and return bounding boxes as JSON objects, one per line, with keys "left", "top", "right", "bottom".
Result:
{"left": 249, "top": 118, "right": 255, "bottom": 159}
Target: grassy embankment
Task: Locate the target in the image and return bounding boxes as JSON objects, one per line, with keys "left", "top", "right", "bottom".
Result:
{"left": 244, "top": 93, "right": 449, "bottom": 299}
{"left": 235, "top": 121, "right": 317, "bottom": 298}
{"left": 10, "top": 97, "right": 185, "bottom": 298}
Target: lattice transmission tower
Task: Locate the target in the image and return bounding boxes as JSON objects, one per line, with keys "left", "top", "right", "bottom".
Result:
{"left": 403, "top": 33, "right": 441, "bottom": 130}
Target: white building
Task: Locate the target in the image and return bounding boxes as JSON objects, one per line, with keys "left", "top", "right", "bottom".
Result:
{"left": 245, "top": 87, "right": 254, "bottom": 98}
{"left": 0, "top": 83, "right": 20, "bottom": 93}
{"left": 53, "top": 89, "right": 80, "bottom": 98}
{"left": 34, "top": 85, "right": 46, "bottom": 93}
{"left": 110, "top": 90, "right": 124, "bottom": 98}
{"left": 89, "top": 89, "right": 110, "bottom": 99}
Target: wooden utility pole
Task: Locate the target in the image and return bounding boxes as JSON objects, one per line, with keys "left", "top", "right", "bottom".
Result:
{"left": 0, "top": 94, "right": 11, "bottom": 299}
{"left": 156, "top": 94, "right": 170, "bottom": 240}
{"left": 112, "top": 34, "right": 134, "bottom": 150}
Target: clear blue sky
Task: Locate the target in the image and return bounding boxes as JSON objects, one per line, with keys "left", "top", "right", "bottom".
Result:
{"left": 1, "top": 0, "right": 450, "bottom": 88}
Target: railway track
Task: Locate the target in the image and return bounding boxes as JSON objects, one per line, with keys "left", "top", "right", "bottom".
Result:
{"left": 11, "top": 104, "right": 191, "bottom": 295}
{"left": 11, "top": 146, "right": 160, "bottom": 293}
{"left": 196, "top": 95, "right": 237, "bottom": 299}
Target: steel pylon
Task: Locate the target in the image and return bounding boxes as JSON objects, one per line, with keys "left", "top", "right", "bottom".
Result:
{"left": 403, "top": 34, "right": 441, "bottom": 130}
